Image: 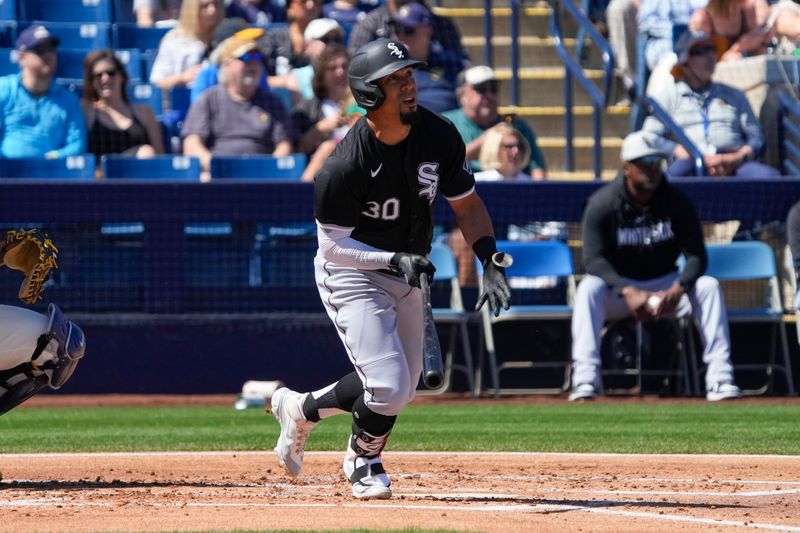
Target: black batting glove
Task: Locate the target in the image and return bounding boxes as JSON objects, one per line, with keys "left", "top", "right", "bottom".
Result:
{"left": 476, "top": 258, "right": 511, "bottom": 317}
{"left": 390, "top": 252, "right": 435, "bottom": 288}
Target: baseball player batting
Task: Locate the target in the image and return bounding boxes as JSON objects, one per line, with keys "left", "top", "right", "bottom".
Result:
{"left": 0, "top": 230, "right": 86, "bottom": 416}
{"left": 269, "top": 38, "right": 511, "bottom": 500}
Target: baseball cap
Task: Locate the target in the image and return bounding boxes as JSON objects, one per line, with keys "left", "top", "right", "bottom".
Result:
{"left": 304, "top": 18, "right": 344, "bottom": 42}
{"left": 673, "top": 30, "right": 726, "bottom": 66}
{"left": 620, "top": 131, "right": 668, "bottom": 163}
{"left": 392, "top": 2, "right": 432, "bottom": 27}
{"left": 219, "top": 35, "right": 259, "bottom": 62}
{"left": 16, "top": 25, "right": 60, "bottom": 52}
{"left": 212, "top": 17, "right": 251, "bottom": 49}
{"left": 458, "top": 65, "right": 496, "bottom": 87}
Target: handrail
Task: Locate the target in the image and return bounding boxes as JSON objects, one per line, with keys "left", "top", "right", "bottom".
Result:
{"left": 640, "top": 96, "right": 706, "bottom": 176}
{"left": 778, "top": 90, "right": 800, "bottom": 175}
{"left": 550, "top": 0, "right": 614, "bottom": 180}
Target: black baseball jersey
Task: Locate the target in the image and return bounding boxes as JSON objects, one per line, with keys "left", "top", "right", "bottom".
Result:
{"left": 314, "top": 106, "right": 475, "bottom": 255}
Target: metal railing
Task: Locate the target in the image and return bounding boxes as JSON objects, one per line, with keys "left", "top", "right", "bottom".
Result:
{"left": 550, "top": 0, "right": 614, "bottom": 179}
{"left": 640, "top": 96, "right": 706, "bottom": 176}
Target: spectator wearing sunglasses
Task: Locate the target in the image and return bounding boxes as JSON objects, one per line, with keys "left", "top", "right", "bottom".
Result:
{"left": 568, "top": 130, "right": 742, "bottom": 403}
{"left": 642, "top": 30, "right": 780, "bottom": 178}
{"left": 81, "top": 50, "right": 165, "bottom": 161}
{"left": 0, "top": 25, "right": 86, "bottom": 159}
{"left": 182, "top": 34, "right": 294, "bottom": 179}
{"left": 390, "top": 2, "right": 457, "bottom": 113}
{"left": 292, "top": 18, "right": 347, "bottom": 101}
{"left": 442, "top": 65, "right": 546, "bottom": 179}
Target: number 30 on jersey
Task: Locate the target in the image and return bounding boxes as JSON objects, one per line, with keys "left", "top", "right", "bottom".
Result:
{"left": 362, "top": 198, "right": 400, "bottom": 220}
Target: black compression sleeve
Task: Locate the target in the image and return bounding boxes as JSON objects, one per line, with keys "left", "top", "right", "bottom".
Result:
{"left": 471, "top": 236, "right": 497, "bottom": 264}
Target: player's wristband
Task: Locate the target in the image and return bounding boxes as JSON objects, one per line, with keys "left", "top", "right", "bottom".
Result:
{"left": 472, "top": 236, "right": 497, "bottom": 265}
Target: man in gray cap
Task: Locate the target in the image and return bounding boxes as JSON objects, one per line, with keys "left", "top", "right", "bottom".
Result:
{"left": 568, "top": 130, "right": 742, "bottom": 402}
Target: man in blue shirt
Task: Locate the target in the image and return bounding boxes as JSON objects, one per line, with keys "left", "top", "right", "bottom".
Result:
{"left": 0, "top": 25, "right": 86, "bottom": 159}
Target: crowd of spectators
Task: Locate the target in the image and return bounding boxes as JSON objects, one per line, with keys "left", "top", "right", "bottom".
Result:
{"left": 0, "top": 0, "right": 552, "bottom": 186}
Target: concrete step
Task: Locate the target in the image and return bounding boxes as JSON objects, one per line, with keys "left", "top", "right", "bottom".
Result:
{"left": 462, "top": 35, "right": 604, "bottom": 69}
{"left": 499, "top": 104, "right": 632, "bottom": 138}
{"left": 491, "top": 67, "right": 606, "bottom": 107}
{"left": 538, "top": 136, "right": 623, "bottom": 173}
{"left": 432, "top": 6, "right": 577, "bottom": 38}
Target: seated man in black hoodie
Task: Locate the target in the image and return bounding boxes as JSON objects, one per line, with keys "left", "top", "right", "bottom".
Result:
{"left": 568, "top": 131, "right": 742, "bottom": 403}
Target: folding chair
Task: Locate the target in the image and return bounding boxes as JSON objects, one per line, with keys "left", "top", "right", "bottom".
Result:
{"left": 703, "top": 241, "right": 796, "bottom": 395}
{"left": 0, "top": 156, "right": 96, "bottom": 180}
{"left": 476, "top": 239, "right": 575, "bottom": 396}
{"left": 417, "top": 242, "right": 475, "bottom": 396}
{"left": 210, "top": 154, "right": 307, "bottom": 180}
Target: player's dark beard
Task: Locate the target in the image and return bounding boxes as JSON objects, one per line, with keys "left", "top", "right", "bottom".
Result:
{"left": 400, "top": 109, "right": 420, "bottom": 125}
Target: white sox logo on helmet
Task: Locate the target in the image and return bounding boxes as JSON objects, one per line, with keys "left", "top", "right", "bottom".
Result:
{"left": 387, "top": 42, "right": 405, "bottom": 59}
{"left": 417, "top": 162, "right": 439, "bottom": 205}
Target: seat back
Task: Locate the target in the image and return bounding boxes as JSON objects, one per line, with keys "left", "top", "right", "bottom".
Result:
{"left": 0, "top": 46, "right": 17, "bottom": 76}
{"left": 0, "top": 155, "right": 96, "bottom": 180}
{"left": 22, "top": 0, "right": 113, "bottom": 23}
{"left": 0, "top": 0, "right": 18, "bottom": 20}
{"left": 0, "top": 20, "right": 16, "bottom": 47}
{"left": 705, "top": 241, "right": 777, "bottom": 281}
{"left": 101, "top": 155, "right": 201, "bottom": 180}
{"left": 112, "top": 23, "right": 169, "bottom": 50}
{"left": 429, "top": 242, "right": 465, "bottom": 312}
{"left": 26, "top": 21, "right": 111, "bottom": 49}
{"left": 127, "top": 81, "right": 162, "bottom": 115}
{"left": 210, "top": 154, "right": 307, "bottom": 180}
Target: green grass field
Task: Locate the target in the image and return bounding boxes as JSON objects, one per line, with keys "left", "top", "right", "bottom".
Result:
{"left": 1, "top": 401, "right": 799, "bottom": 455}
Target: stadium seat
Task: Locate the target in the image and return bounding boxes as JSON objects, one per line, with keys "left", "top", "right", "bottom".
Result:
{"left": 113, "top": 47, "right": 143, "bottom": 81}
{"left": 112, "top": 23, "right": 169, "bottom": 50}
{"left": 475, "top": 239, "right": 575, "bottom": 396}
{"left": 0, "top": 0, "right": 18, "bottom": 20}
{"left": 113, "top": 0, "right": 135, "bottom": 23}
{"left": 0, "top": 20, "right": 16, "bottom": 48}
{"left": 23, "top": 21, "right": 111, "bottom": 50}
{"left": 0, "top": 156, "right": 96, "bottom": 180}
{"left": 54, "top": 48, "right": 90, "bottom": 81}
{"left": 0, "top": 47, "right": 17, "bottom": 76}
{"left": 210, "top": 154, "right": 307, "bottom": 180}
{"left": 702, "top": 241, "right": 796, "bottom": 396}
{"left": 417, "top": 242, "right": 475, "bottom": 396}
{"left": 127, "top": 82, "right": 162, "bottom": 115}
{"left": 101, "top": 155, "right": 201, "bottom": 180}
{"left": 21, "top": 0, "right": 113, "bottom": 23}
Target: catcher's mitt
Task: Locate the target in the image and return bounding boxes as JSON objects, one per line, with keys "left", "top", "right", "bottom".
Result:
{"left": 1, "top": 229, "right": 59, "bottom": 304}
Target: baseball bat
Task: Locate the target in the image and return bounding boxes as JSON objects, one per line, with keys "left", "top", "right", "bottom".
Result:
{"left": 419, "top": 272, "right": 444, "bottom": 389}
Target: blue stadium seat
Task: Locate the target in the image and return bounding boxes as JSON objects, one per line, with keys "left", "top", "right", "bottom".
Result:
{"left": 168, "top": 86, "right": 191, "bottom": 116}
{"left": 54, "top": 48, "right": 90, "bottom": 81}
{"left": 112, "top": 23, "right": 169, "bottom": 50}
{"left": 113, "top": 47, "right": 142, "bottom": 81}
{"left": 0, "top": 0, "right": 18, "bottom": 20}
{"left": 113, "top": 0, "right": 135, "bottom": 23}
{"left": 127, "top": 82, "right": 162, "bottom": 115}
{"left": 21, "top": 0, "right": 113, "bottom": 23}
{"left": 101, "top": 155, "right": 201, "bottom": 180}
{"left": 0, "top": 156, "right": 96, "bottom": 180}
{"left": 0, "top": 20, "right": 16, "bottom": 48}
{"left": 0, "top": 47, "right": 18, "bottom": 76}
{"left": 24, "top": 21, "right": 111, "bottom": 50}
{"left": 210, "top": 154, "right": 307, "bottom": 180}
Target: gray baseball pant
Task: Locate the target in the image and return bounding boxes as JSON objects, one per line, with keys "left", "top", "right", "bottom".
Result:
{"left": 571, "top": 273, "right": 735, "bottom": 391}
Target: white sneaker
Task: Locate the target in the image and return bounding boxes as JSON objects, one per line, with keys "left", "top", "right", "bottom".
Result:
{"left": 268, "top": 387, "right": 316, "bottom": 477}
{"left": 343, "top": 442, "right": 392, "bottom": 500}
{"left": 568, "top": 383, "right": 597, "bottom": 402}
{"left": 706, "top": 382, "right": 742, "bottom": 402}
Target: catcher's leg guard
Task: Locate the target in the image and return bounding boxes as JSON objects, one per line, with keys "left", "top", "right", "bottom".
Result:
{"left": 0, "top": 365, "right": 49, "bottom": 416}
{"left": 38, "top": 303, "right": 86, "bottom": 389}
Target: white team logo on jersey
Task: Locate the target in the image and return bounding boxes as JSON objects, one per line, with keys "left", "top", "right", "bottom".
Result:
{"left": 462, "top": 157, "right": 473, "bottom": 174}
{"left": 388, "top": 42, "right": 405, "bottom": 59}
{"left": 417, "top": 162, "right": 440, "bottom": 204}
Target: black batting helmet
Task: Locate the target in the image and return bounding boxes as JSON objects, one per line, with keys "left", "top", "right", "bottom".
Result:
{"left": 348, "top": 38, "right": 426, "bottom": 110}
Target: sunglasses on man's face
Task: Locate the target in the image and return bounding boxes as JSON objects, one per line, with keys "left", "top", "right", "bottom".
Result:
{"left": 473, "top": 80, "right": 499, "bottom": 95}
{"left": 237, "top": 51, "right": 263, "bottom": 63}
{"left": 395, "top": 25, "right": 417, "bottom": 37}
{"left": 30, "top": 44, "right": 56, "bottom": 56}
{"left": 689, "top": 45, "right": 717, "bottom": 57}
{"left": 631, "top": 155, "right": 665, "bottom": 169}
